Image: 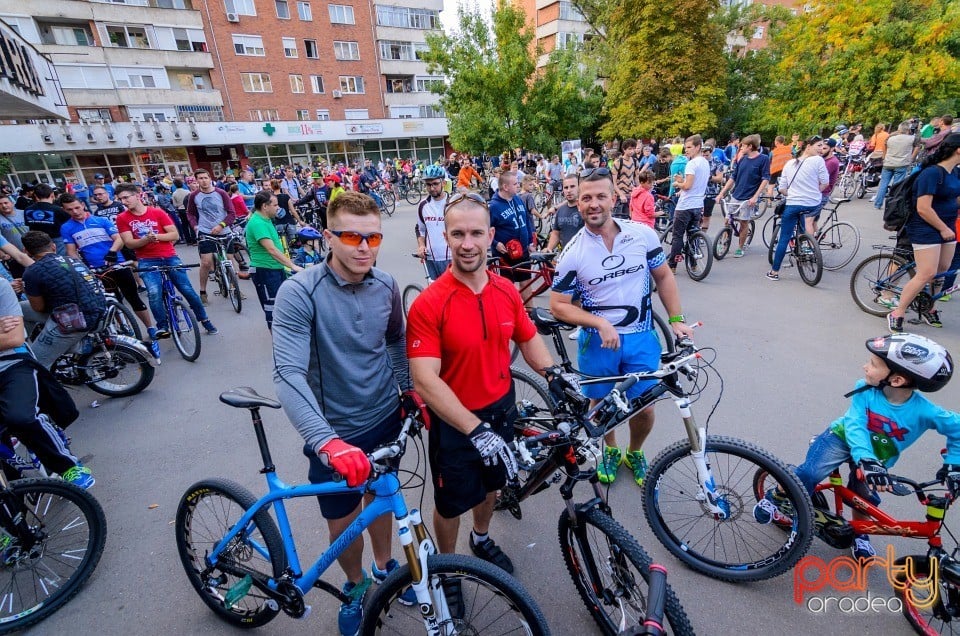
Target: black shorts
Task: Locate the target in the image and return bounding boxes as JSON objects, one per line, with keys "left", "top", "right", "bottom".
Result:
{"left": 197, "top": 232, "right": 237, "bottom": 255}
{"left": 120, "top": 247, "right": 137, "bottom": 262}
{"left": 703, "top": 196, "right": 716, "bottom": 217}
{"left": 429, "top": 387, "right": 517, "bottom": 519}
{"left": 102, "top": 267, "right": 147, "bottom": 312}
{"left": 304, "top": 408, "right": 402, "bottom": 520}
{"left": 498, "top": 254, "right": 532, "bottom": 282}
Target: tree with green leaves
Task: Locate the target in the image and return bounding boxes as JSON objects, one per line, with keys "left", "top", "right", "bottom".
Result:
{"left": 753, "top": 0, "right": 960, "bottom": 132}
{"left": 422, "top": 4, "right": 600, "bottom": 153}
{"left": 599, "top": 0, "right": 727, "bottom": 140}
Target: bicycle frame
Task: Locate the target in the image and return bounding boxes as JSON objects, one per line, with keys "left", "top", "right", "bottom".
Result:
{"left": 871, "top": 251, "right": 960, "bottom": 302}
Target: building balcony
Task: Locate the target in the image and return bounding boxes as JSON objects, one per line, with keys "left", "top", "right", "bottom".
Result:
{"left": 379, "top": 59, "right": 429, "bottom": 75}
{"left": 375, "top": 26, "right": 433, "bottom": 42}
{"left": 383, "top": 91, "right": 439, "bottom": 107}
{"left": 62, "top": 87, "right": 222, "bottom": 108}
{"left": 24, "top": 0, "right": 204, "bottom": 28}
{"left": 103, "top": 47, "right": 213, "bottom": 70}
{"left": 35, "top": 44, "right": 107, "bottom": 65}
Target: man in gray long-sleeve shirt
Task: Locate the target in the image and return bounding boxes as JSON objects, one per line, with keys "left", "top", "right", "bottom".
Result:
{"left": 271, "top": 190, "right": 413, "bottom": 634}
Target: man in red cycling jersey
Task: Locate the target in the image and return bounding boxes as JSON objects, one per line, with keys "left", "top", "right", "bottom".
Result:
{"left": 407, "top": 192, "right": 559, "bottom": 575}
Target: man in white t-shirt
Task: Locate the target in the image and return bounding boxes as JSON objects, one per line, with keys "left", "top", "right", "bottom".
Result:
{"left": 415, "top": 166, "right": 450, "bottom": 279}
{"left": 667, "top": 134, "right": 710, "bottom": 269}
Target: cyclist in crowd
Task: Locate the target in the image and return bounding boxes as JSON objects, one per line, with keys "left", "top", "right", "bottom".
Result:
{"left": 407, "top": 192, "right": 558, "bottom": 576}
{"left": 269, "top": 178, "right": 304, "bottom": 244}
{"left": 611, "top": 139, "right": 640, "bottom": 219}
{"left": 698, "top": 141, "right": 726, "bottom": 232}
{"left": 651, "top": 148, "right": 673, "bottom": 195}
{"left": 23, "top": 184, "right": 70, "bottom": 256}
{"left": 245, "top": 191, "right": 302, "bottom": 330}
{"left": 0, "top": 194, "right": 28, "bottom": 256}
{"left": 547, "top": 155, "right": 564, "bottom": 196}
{"left": 296, "top": 173, "right": 331, "bottom": 229}
{"left": 629, "top": 172, "right": 657, "bottom": 228}
{"left": 817, "top": 138, "right": 842, "bottom": 217}
{"left": 456, "top": 158, "right": 483, "bottom": 192}
{"left": 754, "top": 333, "right": 958, "bottom": 560}
{"left": 58, "top": 194, "right": 160, "bottom": 353}
{"left": 115, "top": 183, "right": 218, "bottom": 336}
{"left": 887, "top": 132, "right": 960, "bottom": 332}
{"left": 638, "top": 145, "right": 657, "bottom": 172}
{"left": 171, "top": 178, "right": 197, "bottom": 246}
{"left": 0, "top": 277, "right": 94, "bottom": 489}
{"left": 518, "top": 174, "right": 540, "bottom": 234}
{"left": 237, "top": 169, "right": 258, "bottom": 211}
{"left": 185, "top": 169, "right": 238, "bottom": 306}
{"left": 873, "top": 121, "right": 920, "bottom": 210}
{"left": 545, "top": 175, "right": 583, "bottom": 252}
{"left": 415, "top": 165, "right": 451, "bottom": 280}
{"left": 550, "top": 169, "right": 695, "bottom": 487}
{"left": 769, "top": 135, "right": 793, "bottom": 187}
{"left": 280, "top": 166, "right": 303, "bottom": 199}
{"left": 668, "top": 135, "right": 710, "bottom": 271}
{"left": 767, "top": 135, "right": 829, "bottom": 282}
{"left": 20, "top": 231, "right": 106, "bottom": 369}
{"left": 293, "top": 226, "right": 324, "bottom": 268}
{"left": 667, "top": 145, "right": 687, "bottom": 197}
{"left": 489, "top": 170, "right": 536, "bottom": 306}
{"left": 717, "top": 134, "right": 771, "bottom": 258}
{"left": 272, "top": 191, "right": 415, "bottom": 634}
{"left": 227, "top": 184, "right": 248, "bottom": 220}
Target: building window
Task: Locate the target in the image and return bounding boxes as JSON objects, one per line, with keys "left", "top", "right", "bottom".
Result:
{"left": 558, "top": 1, "right": 585, "bottom": 21}
{"left": 275, "top": 0, "right": 290, "bottom": 19}
{"left": 241, "top": 72, "right": 273, "bottom": 92}
{"left": 415, "top": 77, "right": 444, "bottom": 92}
{"left": 344, "top": 109, "right": 368, "bottom": 120}
{"left": 309, "top": 75, "right": 324, "bottom": 93}
{"left": 385, "top": 77, "right": 412, "bottom": 93}
{"left": 316, "top": 109, "right": 330, "bottom": 121}
{"left": 289, "top": 74, "right": 304, "bottom": 93}
{"left": 339, "top": 76, "right": 364, "bottom": 93}
{"left": 752, "top": 25, "right": 765, "bottom": 39}
{"left": 232, "top": 34, "right": 265, "bottom": 56}
{"left": 224, "top": 0, "right": 256, "bottom": 15}
{"left": 419, "top": 104, "right": 444, "bottom": 118}
{"left": 297, "top": 1, "right": 312, "bottom": 20}
{"left": 111, "top": 66, "right": 165, "bottom": 88}
{"left": 375, "top": 6, "right": 440, "bottom": 29}
{"left": 106, "top": 25, "right": 151, "bottom": 48}
{"left": 378, "top": 40, "right": 428, "bottom": 61}
{"left": 556, "top": 32, "right": 584, "bottom": 49}
{"left": 47, "top": 26, "right": 94, "bottom": 46}
{"left": 249, "top": 109, "right": 280, "bottom": 121}
{"left": 167, "top": 27, "right": 207, "bottom": 52}
{"left": 76, "top": 108, "right": 113, "bottom": 122}
{"left": 282, "top": 37, "right": 297, "bottom": 57}
{"left": 304, "top": 39, "right": 318, "bottom": 58}
{"left": 333, "top": 41, "right": 360, "bottom": 60}
{"left": 295, "top": 109, "right": 310, "bottom": 120}
{"left": 57, "top": 65, "right": 113, "bottom": 90}
{"left": 177, "top": 105, "right": 224, "bottom": 122}
{"left": 328, "top": 4, "right": 355, "bottom": 24}
{"left": 176, "top": 73, "right": 207, "bottom": 90}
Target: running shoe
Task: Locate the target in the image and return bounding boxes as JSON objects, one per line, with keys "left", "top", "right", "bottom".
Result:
{"left": 887, "top": 312, "right": 904, "bottom": 333}
{"left": 597, "top": 446, "right": 622, "bottom": 484}
{"left": 753, "top": 487, "right": 794, "bottom": 526}
{"left": 371, "top": 559, "right": 416, "bottom": 606}
{"left": 851, "top": 535, "right": 876, "bottom": 560}
{"left": 62, "top": 464, "right": 95, "bottom": 490}
{"left": 469, "top": 534, "right": 514, "bottom": 574}
{"left": 201, "top": 320, "right": 219, "bottom": 335}
{"left": 338, "top": 573, "right": 371, "bottom": 636}
{"left": 876, "top": 296, "right": 898, "bottom": 310}
{"left": 148, "top": 339, "right": 161, "bottom": 360}
{"left": 765, "top": 271, "right": 779, "bottom": 281}
{"left": 154, "top": 327, "right": 171, "bottom": 339}
{"left": 733, "top": 249, "right": 744, "bottom": 258}
{"left": 939, "top": 294, "right": 951, "bottom": 302}
{"left": 568, "top": 326, "right": 582, "bottom": 341}
{"left": 922, "top": 310, "right": 943, "bottom": 328}
{"left": 624, "top": 450, "right": 648, "bottom": 487}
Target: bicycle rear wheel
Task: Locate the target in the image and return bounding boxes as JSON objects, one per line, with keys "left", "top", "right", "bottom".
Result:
{"left": 170, "top": 298, "right": 201, "bottom": 361}
{"left": 176, "top": 479, "right": 286, "bottom": 628}
{"left": 382, "top": 191, "right": 396, "bottom": 216}
{"left": 849, "top": 253, "right": 913, "bottom": 316}
{"left": 817, "top": 222, "right": 860, "bottom": 271}
{"left": 841, "top": 175, "right": 855, "bottom": 198}
{"left": 559, "top": 506, "right": 694, "bottom": 636}
{"left": 684, "top": 231, "right": 712, "bottom": 281}
{"left": 762, "top": 215, "right": 778, "bottom": 250}
{"left": 713, "top": 227, "right": 732, "bottom": 260}
{"left": 225, "top": 265, "right": 242, "bottom": 313}
{"left": 642, "top": 435, "right": 814, "bottom": 582}
{"left": 652, "top": 310, "right": 676, "bottom": 355}
{"left": 404, "top": 185, "right": 421, "bottom": 205}
{"left": 81, "top": 341, "right": 154, "bottom": 397}
{"left": 401, "top": 284, "right": 422, "bottom": 319}
{"left": 0, "top": 479, "right": 106, "bottom": 633}
{"left": 360, "top": 553, "right": 550, "bottom": 636}
{"left": 795, "top": 233, "right": 823, "bottom": 286}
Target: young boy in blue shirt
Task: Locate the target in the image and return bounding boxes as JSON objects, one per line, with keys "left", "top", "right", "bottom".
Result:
{"left": 755, "top": 333, "right": 958, "bottom": 559}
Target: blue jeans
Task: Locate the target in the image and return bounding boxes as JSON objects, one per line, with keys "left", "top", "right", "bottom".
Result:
{"left": 772, "top": 204, "right": 818, "bottom": 272}
{"left": 794, "top": 430, "right": 879, "bottom": 503}
{"left": 873, "top": 166, "right": 908, "bottom": 209}
{"left": 425, "top": 259, "right": 449, "bottom": 280}
{"left": 139, "top": 256, "right": 208, "bottom": 329}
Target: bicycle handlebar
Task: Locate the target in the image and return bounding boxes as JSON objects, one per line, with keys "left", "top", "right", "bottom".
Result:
{"left": 134, "top": 263, "right": 201, "bottom": 272}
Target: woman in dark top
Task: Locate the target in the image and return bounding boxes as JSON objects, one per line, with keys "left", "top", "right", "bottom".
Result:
{"left": 888, "top": 133, "right": 960, "bottom": 332}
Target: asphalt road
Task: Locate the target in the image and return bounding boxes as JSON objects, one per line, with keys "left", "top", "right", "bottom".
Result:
{"left": 32, "top": 195, "right": 960, "bottom": 635}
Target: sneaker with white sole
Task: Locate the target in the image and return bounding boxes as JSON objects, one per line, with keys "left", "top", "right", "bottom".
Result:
{"left": 568, "top": 326, "right": 582, "bottom": 341}
{"left": 851, "top": 535, "right": 876, "bottom": 560}
{"left": 888, "top": 312, "right": 904, "bottom": 333}
{"left": 371, "top": 559, "right": 416, "bottom": 606}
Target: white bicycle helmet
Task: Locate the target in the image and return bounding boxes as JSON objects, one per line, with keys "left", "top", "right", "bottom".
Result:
{"left": 866, "top": 334, "right": 953, "bottom": 392}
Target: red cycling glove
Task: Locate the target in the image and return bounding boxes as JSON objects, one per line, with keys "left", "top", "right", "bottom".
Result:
{"left": 318, "top": 438, "right": 370, "bottom": 488}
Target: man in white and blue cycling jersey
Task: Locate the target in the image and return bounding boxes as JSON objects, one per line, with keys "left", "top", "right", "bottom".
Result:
{"left": 550, "top": 168, "right": 695, "bottom": 488}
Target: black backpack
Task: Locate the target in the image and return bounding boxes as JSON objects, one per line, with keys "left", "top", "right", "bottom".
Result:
{"left": 883, "top": 166, "right": 943, "bottom": 231}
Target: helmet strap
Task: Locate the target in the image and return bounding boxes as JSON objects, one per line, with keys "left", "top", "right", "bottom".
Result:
{"left": 844, "top": 376, "right": 891, "bottom": 399}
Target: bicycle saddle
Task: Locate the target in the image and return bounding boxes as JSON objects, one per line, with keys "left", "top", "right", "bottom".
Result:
{"left": 830, "top": 197, "right": 852, "bottom": 204}
{"left": 219, "top": 387, "right": 282, "bottom": 410}
{"left": 529, "top": 307, "right": 575, "bottom": 334}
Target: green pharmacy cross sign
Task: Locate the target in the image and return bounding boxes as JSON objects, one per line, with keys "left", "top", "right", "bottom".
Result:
{"left": 262, "top": 123, "right": 276, "bottom": 136}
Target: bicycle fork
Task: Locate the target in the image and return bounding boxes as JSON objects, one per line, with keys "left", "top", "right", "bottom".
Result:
{"left": 398, "top": 508, "right": 456, "bottom": 636}
{"left": 676, "top": 398, "right": 730, "bottom": 520}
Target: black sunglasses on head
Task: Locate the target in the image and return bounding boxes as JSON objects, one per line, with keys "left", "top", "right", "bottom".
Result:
{"left": 579, "top": 167, "right": 612, "bottom": 180}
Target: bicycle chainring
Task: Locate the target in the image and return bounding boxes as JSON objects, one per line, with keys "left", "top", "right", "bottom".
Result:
{"left": 275, "top": 579, "right": 307, "bottom": 618}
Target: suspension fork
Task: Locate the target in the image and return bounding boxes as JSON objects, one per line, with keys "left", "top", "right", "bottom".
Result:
{"left": 675, "top": 397, "right": 729, "bottom": 519}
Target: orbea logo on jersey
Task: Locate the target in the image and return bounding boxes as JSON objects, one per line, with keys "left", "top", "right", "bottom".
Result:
{"left": 793, "top": 547, "right": 937, "bottom": 613}
{"left": 601, "top": 254, "right": 625, "bottom": 270}
{"left": 588, "top": 263, "right": 644, "bottom": 286}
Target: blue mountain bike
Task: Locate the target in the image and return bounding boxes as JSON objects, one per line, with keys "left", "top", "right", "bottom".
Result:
{"left": 175, "top": 387, "right": 550, "bottom": 635}
{"left": 137, "top": 264, "right": 201, "bottom": 361}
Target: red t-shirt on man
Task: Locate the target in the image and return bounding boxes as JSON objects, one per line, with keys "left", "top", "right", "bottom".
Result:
{"left": 406, "top": 270, "right": 537, "bottom": 410}
{"left": 115, "top": 207, "right": 178, "bottom": 259}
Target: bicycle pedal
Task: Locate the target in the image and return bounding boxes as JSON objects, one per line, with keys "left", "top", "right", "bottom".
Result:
{"left": 294, "top": 605, "right": 312, "bottom": 620}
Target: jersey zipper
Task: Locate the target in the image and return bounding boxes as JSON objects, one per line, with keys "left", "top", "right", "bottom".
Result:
{"left": 477, "top": 295, "right": 487, "bottom": 340}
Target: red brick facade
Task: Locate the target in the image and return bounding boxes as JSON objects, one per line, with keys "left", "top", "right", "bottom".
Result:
{"left": 201, "top": 1, "right": 385, "bottom": 122}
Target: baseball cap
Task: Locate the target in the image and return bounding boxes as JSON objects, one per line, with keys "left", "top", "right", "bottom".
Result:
{"left": 94, "top": 173, "right": 104, "bottom": 179}
{"left": 825, "top": 138, "right": 838, "bottom": 148}
{"left": 311, "top": 172, "right": 322, "bottom": 179}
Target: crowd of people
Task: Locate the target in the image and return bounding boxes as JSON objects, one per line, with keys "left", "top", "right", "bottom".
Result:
{"left": 1, "top": 113, "right": 959, "bottom": 635}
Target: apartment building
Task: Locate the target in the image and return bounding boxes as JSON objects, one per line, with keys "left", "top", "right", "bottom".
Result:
{"left": 518, "top": 0, "right": 590, "bottom": 67}
{"left": 0, "top": 0, "right": 448, "bottom": 188}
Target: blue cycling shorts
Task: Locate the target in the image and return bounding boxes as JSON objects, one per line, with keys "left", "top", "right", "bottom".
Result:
{"left": 577, "top": 329, "right": 661, "bottom": 400}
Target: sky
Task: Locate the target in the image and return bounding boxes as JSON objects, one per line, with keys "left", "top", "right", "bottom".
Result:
{"left": 441, "top": 0, "right": 494, "bottom": 33}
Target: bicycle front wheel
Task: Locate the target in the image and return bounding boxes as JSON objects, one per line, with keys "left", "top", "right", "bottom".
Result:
{"left": 107, "top": 299, "right": 144, "bottom": 340}
{"left": 0, "top": 479, "right": 106, "bottom": 634}
{"left": 511, "top": 365, "right": 555, "bottom": 420}
{"left": 360, "top": 553, "right": 550, "bottom": 636}
{"left": 841, "top": 175, "right": 855, "bottom": 198}
{"left": 652, "top": 310, "right": 676, "bottom": 355}
{"left": 176, "top": 478, "right": 286, "bottom": 628}
{"left": 559, "top": 506, "right": 694, "bottom": 636}
{"left": 401, "top": 284, "right": 422, "bottom": 319}
{"left": 713, "top": 227, "right": 732, "bottom": 260}
{"left": 225, "top": 265, "right": 242, "bottom": 313}
{"left": 893, "top": 554, "right": 958, "bottom": 635}
{"left": 849, "top": 253, "right": 913, "bottom": 316}
{"left": 684, "top": 231, "right": 712, "bottom": 281}
{"left": 81, "top": 341, "right": 154, "bottom": 397}
{"left": 818, "top": 222, "right": 861, "bottom": 271}
{"left": 643, "top": 435, "right": 814, "bottom": 583}
{"left": 382, "top": 191, "right": 396, "bottom": 216}
{"left": 762, "top": 215, "right": 778, "bottom": 250}
{"left": 795, "top": 233, "right": 823, "bottom": 286}
{"left": 170, "top": 298, "right": 201, "bottom": 361}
